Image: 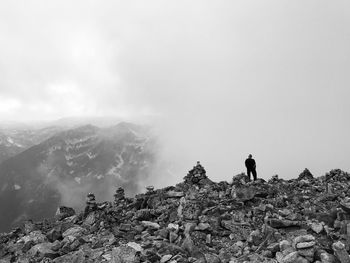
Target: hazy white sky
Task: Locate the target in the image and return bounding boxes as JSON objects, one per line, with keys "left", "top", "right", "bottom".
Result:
{"left": 1, "top": 0, "right": 350, "bottom": 181}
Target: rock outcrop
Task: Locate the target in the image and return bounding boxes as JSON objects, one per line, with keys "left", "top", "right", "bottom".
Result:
{"left": 1, "top": 168, "right": 350, "bottom": 262}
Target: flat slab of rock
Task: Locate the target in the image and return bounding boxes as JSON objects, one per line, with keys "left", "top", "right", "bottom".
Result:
{"left": 141, "top": 221, "right": 160, "bottom": 229}
{"left": 268, "top": 218, "right": 301, "bottom": 228}
{"left": 166, "top": 191, "right": 184, "bottom": 198}
{"left": 62, "top": 226, "right": 86, "bottom": 238}
{"left": 294, "top": 235, "right": 315, "bottom": 244}
{"left": 296, "top": 241, "right": 316, "bottom": 249}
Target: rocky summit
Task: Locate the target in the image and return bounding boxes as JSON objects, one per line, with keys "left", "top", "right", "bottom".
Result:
{"left": 1, "top": 168, "right": 350, "bottom": 263}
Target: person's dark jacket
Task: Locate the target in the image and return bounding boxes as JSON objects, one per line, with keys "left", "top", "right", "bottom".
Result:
{"left": 245, "top": 158, "right": 256, "bottom": 170}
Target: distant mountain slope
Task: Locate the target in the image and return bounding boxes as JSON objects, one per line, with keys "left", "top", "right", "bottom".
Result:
{"left": 0, "top": 126, "right": 63, "bottom": 164}
{"left": 0, "top": 122, "right": 156, "bottom": 232}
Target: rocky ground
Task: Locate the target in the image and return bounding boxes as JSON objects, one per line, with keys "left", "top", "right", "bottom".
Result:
{"left": 1, "top": 168, "right": 350, "bottom": 263}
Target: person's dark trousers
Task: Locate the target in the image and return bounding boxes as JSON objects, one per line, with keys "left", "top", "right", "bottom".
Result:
{"left": 247, "top": 169, "right": 257, "bottom": 181}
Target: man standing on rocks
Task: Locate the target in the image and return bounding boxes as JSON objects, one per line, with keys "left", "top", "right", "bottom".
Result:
{"left": 245, "top": 154, "right": 257, "bottom": 181}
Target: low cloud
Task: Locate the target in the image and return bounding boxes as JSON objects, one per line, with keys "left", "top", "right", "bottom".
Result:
{"left": 1, "top": 0, "right": 350, "bottom": 181}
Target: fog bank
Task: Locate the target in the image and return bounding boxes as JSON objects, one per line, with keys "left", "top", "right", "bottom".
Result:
{"left": 1, "top": 0, "right": 350, "bottom": 181}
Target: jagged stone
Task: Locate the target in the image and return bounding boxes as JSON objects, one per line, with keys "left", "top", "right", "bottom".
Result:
{"left": 267, "top": 242, "right": 280, "bottom": 253}
{"left": 46, "top": 226, "right": 62, "bottom": 242}
{"left": 281, "top": 251, "right": 299, "bottom": 263}
{"left": 280, "top": 240, "right": 292, "bottom": 251}
{"left": 53, "top": 250, "right": 85, "bottom": 263}
{"left": 332, "top": 241, "right": 350, "bottom": 263}
{"left": 195, "top": 223, "right": 211, "bottom": 231}
{"left": 62, "top": 226, "right": 86, "bottom": 238}
{"left": 294, "top": 256, "right": 309, "bottom": 263}
{"left": 298, "top": 247, "right": 315, "bottom": 258}
{"left": 55, "top": 206, "right": 75, "bottom": 221}
{"left": 23, "top": 220, "right": 36, "bottom": 234}
{"left": 310, "top": 222, "right": 324, "bottom": 234}
{"left": 160, "top": 254, "right": 173, "bottom": 263}
{"left": 28, "top": 242, "right": 58, "bottom": 259}
{"left": 51, "top": 240, "right": 62, "bottom": 251}
{"left": 83, "top": 211, "right": 97, "bottom": 225}
{"left": 20, "top": 230, "right": 48, "bottom": 245}
{"left": 169, "top": 231, "right": 179, "bottom": 243}
{"left": 111, "top": 245, "right": 139, "bottom": 263}
{"left": 319, "top": 251, "right": 336, "bottom": 263}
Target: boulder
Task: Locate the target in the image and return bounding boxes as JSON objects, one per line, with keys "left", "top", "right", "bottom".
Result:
{"left": 332, "top": 241, "right": 350, "bottom": 263}
{"left": 46, "top": 227, "right": 62, "bottom": 242}
{"left": 111, "top": 245, "right": 139, "bottom": 263}
{"left": 21, "top": 230, "right": 48, "bottom": 245}
{"left": 62, "top": 226, "right": 86, "bottom": 238}
{"left": 28, "top": 242, "right": 58, "bottom": 259}
{"left": 55, "top": 206, "right": 75, "bottom": 221}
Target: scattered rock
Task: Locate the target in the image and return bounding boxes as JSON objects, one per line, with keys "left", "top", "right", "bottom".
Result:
{"left": 1, "top": 166, "right": 350, "bottom": 263}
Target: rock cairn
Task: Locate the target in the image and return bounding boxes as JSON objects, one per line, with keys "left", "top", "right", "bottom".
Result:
{"left": 84, "top": 192, "right": 97, "bottom": 217}
{"left": 183, "top": 161, "right": 210, "bottom": 187}
{"left": 114, "top": 187, "right": 125, "bottom": 204}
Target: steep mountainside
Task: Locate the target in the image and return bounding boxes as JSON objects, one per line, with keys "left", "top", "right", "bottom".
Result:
{"left": 0, "top": 126, "right": 63, "bottom": 164}
{"left": 0, "top": 122, "right": 156, "bottom": 232}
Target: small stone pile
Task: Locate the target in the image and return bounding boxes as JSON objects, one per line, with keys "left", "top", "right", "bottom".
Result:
{"left": 183, "top": 161, "right": 210, "bottom": 186}
{"left": 114, "top": 187, "right": 125, "bottom": 204}
{"left": 84, "top": 192, "right": 97, "bottom": 216}
{"left": 298, "top": 168, "right": 314, "bottom": 181}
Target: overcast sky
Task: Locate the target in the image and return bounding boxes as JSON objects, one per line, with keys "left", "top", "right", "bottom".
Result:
{"left": 1, "top": 0, "right": 350, "bottom": 181}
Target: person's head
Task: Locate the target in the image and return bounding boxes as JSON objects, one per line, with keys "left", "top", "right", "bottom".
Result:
{"left": 248, "top": 154, "right": 252, "bottom": 158}
{"left": 197, "top": 161, "right": 200, "bottom": 165}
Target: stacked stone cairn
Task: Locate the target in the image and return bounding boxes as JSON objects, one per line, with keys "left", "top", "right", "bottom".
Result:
{"left": 84, "top": 192, "right": 97, "bottom": 217}
{"left": 298, "top": 168, "right": 314, "bottom": 181}
{"left": 184, "top": 161, "right": 207, "bottom": 185}
{"left": 146, "top": 186, "right": 154, "bottom": 193}
{"left": 114, "top": 187, "right": 125, "bottom": 205}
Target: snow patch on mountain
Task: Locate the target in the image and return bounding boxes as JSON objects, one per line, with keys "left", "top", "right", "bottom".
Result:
{"left": 74, "top": 177, "right": 81, "bottom": 184}
{"left": 87, "top": 152, "right": 97, "bottom": 159}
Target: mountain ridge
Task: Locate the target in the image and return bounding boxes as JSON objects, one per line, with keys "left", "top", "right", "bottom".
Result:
{"left": 0, "top": 122, "right": 157, "bottom": 232}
